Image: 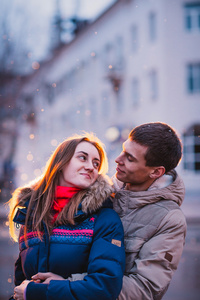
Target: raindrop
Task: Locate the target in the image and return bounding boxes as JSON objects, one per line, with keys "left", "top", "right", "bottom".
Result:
{"left": 32, "top": 61, "right": 40, "bottom": 70}
{"left": 27, "top": 154, "right": 33, "bottom": 161}
{"left": 105, "top": 127, "right": 120, "bottom": 142}
{"left": 21, "top": 173, "right": 28, "bottom": 181}
{"left": 85, "top": 110, "right": 91, "bottom": 116}
{"left": 34, "top": 169, "right": 42, "bottom": 177}
{"left": 51, "top": 139, "right": 58, "bottom": 146}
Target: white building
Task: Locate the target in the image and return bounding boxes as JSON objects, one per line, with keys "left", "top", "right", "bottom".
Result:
{"left": 14, "top": 0, "right": 200, "bottom": 196}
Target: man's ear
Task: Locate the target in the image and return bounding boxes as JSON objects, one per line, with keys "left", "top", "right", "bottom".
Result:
{"left": 149, "top": 166, "right": 165, "bottom": 179}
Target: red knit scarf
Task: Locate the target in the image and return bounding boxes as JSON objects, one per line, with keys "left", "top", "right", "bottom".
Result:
{"left": 52, "top": 186, "right": 81, "bottom": 222}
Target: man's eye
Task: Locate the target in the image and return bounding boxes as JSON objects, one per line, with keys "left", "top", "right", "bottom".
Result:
{"left": 127, "top": 156, "right": 133, "bottom": 162}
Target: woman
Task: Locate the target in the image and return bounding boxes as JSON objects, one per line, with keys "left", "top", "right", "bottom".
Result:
{"left": 9, "top": 133, "right": 125, "bottom": 300}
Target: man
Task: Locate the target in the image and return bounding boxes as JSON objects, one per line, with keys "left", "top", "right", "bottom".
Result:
{"left": 113, "top": 122, "right": 186, "bottom": 300}
{"left": 32, "top": 122, "right": 186, "bottom": 300}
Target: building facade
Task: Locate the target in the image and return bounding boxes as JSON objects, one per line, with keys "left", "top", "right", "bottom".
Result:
{"left": 13, "top": 0, "right": 200, "bottom": 194}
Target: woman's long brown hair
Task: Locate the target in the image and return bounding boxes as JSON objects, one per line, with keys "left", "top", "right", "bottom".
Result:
{"left": 8, "top": 132, "right": 108, "bottom": 242}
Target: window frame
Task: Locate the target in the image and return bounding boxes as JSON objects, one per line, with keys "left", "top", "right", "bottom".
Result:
{"left": 187, "top": 63, "right": 200, "bottom": 93}
{"left": 183, "top": 125, "right": 200, "bottom": 172}
{"left": 132, "top": 78, "right": 140, "bottom": 106}
{"left": 184, "top": 3, "right": 200, "bottom": 32}
{"left": 149, "top": 69, "right": 158, "bottom": 100}
{"left": 148, "top": 12, "right": 157, "bottom": 42}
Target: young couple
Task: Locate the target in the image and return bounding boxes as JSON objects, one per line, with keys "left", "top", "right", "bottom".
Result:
{"left": 9, "top": 122, "right": 186, "bottom": 300}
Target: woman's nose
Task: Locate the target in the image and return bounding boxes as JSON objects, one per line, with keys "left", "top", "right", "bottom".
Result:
{"left": 85, "top": 160, "right": 94, "bottom": 170}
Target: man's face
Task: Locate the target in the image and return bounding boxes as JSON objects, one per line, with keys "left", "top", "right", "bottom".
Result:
{"left": 115, "top": 138, "right": 156, "bottom": 191}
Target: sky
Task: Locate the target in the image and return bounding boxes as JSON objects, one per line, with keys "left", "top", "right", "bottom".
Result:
{"left": 60, "top": 0, "right": 117, "bottom": 19}
{"left": 35, "top": 0, "right": 117, "bottom": 20}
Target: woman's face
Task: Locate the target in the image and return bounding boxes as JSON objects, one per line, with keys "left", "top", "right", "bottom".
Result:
{"left": 59, "top": 141, "right": 101, "bottom": 188}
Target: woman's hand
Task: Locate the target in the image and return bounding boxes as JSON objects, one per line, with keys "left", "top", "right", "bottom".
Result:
{"left": 32, "top": 272, "right": 65, "bottom": 284}
{"left": 14, "top": 280, "right": 30, "bottom": 300}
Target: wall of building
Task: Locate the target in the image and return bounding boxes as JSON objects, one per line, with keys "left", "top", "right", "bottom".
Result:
{"left": 13, "top": 0, "right": 200, "bottom": 193}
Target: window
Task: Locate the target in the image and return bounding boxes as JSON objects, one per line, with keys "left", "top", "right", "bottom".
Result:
{"left": 132, "top": 78, "right": 140, "bottom": 106}
{"left": 116, "top": 89, "right": 123, "bottom": 113}
{"left": 184, "top": 3, "right": 200, "bottom": 31}
{"left": 46, "top": 84, "right": 56, "bottom": 104}
{"left": 149, "top": 70, "right": 158, "bottom": 100}
{"left": 101, "top": 92, "right": 110, "bottom": 118}
{"left": 149, "top": 12, "right": 157, "bottom": 41}
{"left": 104, "top": 43, "right": 114, "bottom": 69}
{"left": 104, "top": 38, "right": 124, "bottom": 71}
{"left": 187, "top": 63, "right": 200, "bottom": 93}
{"left": 23, "top": 96, "right": 36, "bottom": 124}
{"left": 89, "top": 98, "right": 97, "bottom": 123}
{"left": 183, "top": 124, "right": 200, "bottom": 171}
{"left": 115, "top": 36, "right": 124, "bottom": 69}
{"left": 131, "top": 25, "right": 138, "bottom": 52}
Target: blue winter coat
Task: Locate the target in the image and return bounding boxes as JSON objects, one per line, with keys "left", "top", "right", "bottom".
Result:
{"left": 13, "top": 176, "right": 125, "bottom": 300}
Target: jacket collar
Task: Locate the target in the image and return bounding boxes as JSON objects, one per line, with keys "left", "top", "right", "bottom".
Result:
{"left": 13, "top": 174, "right": 113, "bottom": 224}
{"left": 113, "top": 170, "right": 185, "bottom": 214}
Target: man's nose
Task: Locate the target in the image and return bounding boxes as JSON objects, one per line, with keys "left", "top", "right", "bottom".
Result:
{"left": 115, "top": 153, "right": 123, "bottom": 164}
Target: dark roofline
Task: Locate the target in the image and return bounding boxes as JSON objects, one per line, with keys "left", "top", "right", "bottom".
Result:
{"left": 12, "top": 0, "right": 122, "bottom": 82}
{"left": 37, "top": 0, "right": 121, "bottom": 66}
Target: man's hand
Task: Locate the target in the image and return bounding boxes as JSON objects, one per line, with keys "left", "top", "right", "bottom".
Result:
{"left": 14, "top": 280, "right": 30, "bottom": 300}
{"left": 32, "top": 272, "right": 65, "bottom": 284}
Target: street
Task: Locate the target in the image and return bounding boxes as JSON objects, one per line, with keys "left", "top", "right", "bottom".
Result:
{"left": 163, "top": 222, "right": 200, "bottom": 300}
{"left": 0, "top": 212, "right": 200, "bottom": 300}
{"left": 0, "top": 217, "right": 18, "bottom": 300}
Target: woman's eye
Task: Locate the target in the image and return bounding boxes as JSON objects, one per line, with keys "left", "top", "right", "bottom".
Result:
{"left": 93, "top": 161, "right": 100, "bottom": 169}
{"left": 79, "top": 155, "right": 86, "bottom": 161}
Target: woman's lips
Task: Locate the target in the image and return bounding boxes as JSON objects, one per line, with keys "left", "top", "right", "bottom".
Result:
{"left": 81, "top": 173, "right": 91, "bottom": 179}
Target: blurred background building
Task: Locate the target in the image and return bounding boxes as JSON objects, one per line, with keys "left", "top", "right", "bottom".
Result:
{"left": 0, "top": 0, "right": 200, "bottom": 299}
{"left": 1, "top": 0, "right": 199, "bottom": 193}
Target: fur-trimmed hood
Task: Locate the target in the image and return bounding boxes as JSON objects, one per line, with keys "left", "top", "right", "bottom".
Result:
{"left": 13, "top": 174, "right": 114, "bottom": 216}
{"left": 81, "top": 174, "right": 113, "bottom": 213}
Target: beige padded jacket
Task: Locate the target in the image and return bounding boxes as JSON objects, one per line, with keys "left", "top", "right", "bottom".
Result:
{"left": 113, "top": 170, "right": 187, "bottom": 300}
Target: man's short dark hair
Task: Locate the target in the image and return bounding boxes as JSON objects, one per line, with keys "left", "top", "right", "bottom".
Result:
{"left": 129, "top": 122, "right": 182, "bottom": 173}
